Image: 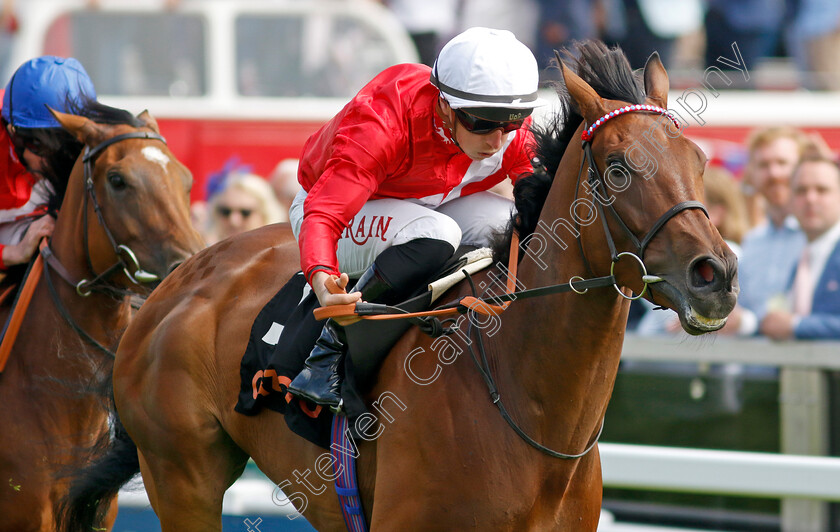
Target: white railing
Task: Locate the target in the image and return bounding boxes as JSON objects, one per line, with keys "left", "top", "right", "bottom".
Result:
{"left": 601, "top": 443, "right": 840, "bottom": 501}
{"left": 620, "top": 334, "right": 840, "bottom": 369}
{"left": 609, "top": 335, "right": 840, "bottom": 531}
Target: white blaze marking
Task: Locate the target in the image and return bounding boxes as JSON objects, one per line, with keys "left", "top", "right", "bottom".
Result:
{"left": 142, "top": 146, "right": 170, "bottom": 171}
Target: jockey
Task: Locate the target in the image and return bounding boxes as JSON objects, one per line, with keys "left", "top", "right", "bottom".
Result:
{"left": 287, "top": 27, "right": 545, "bottom": 411}
{"left": 0, "top": 56, "right": 96, "bottom": 270}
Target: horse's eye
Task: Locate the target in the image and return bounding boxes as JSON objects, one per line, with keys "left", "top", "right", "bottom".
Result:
{"left": 606, "top": 156, "right": 625, "bottom": 169}
{"left": 108, "top": 172, "right": 127, "bottom": 191}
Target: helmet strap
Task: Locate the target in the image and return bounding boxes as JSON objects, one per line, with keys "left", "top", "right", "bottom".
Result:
{"left": 435, "top": 96, "right": 464, "bottom": 153}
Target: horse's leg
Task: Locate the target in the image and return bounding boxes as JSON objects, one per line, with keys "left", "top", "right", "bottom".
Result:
{"left": 103, "top": 498, "right": 119, "bottom": 531}
{"left": 137, "top": 453, "right": 160, "bottom": 518}
{"left": 556, "top": 448, "right": 603, "bottom": 530}
{"left": 119, "top": 372, "right": 248, "bottom": 531}
{"left": 136, "top": 431, "right": 248, "bottom": 532}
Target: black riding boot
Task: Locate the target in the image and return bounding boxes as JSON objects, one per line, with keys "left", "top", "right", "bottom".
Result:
{"left": 286, "top": 265, "right": 395, "bottom": 411}
{"left": 287, "top": 238, "right": 455, "bottom": 412}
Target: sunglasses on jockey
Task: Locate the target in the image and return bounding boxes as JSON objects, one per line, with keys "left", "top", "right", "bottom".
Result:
{"left": 453, "top": 108, "right": 526, "bottom": 135}
{"left": 7, "top": 126, "right": 48, "bottom": 157}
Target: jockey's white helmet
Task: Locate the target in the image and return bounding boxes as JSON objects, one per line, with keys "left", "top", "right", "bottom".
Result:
{"left": 430, "top": 27, "right": 545, "bottom": 118}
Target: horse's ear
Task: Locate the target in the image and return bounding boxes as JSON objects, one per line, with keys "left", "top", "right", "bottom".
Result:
{"left": 137, "top": 109, "right": 160, "bottom": 133}
{"left": 48, "top": 107, "right": 109, "bottom": 146}
{"left": 558, "top": 58, "right": 606, "bottom": 124}
{"left": 643, "top": 51, "right": 669, "bottom": 108}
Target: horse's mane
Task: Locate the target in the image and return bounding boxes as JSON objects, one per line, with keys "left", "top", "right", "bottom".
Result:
{"left": 73, "top": 97, "right": 146, "bottom": 128}
{"left": 491, "top": 41, "right": 647, "bottom": 263}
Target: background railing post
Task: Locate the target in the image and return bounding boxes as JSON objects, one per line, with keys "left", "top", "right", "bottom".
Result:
{"left": 780, "top": 368, "right": 830, "bottom": 532}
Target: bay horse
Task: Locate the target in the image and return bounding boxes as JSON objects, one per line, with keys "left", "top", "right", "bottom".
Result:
{"left": 0, "top": 103, "right": 203, "bottom": 531}
{"left": 58, "top": 42, "right": 737, "bottom": 531}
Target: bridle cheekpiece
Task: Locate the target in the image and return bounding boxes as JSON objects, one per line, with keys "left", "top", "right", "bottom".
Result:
{"left": 576, "top": 103, "right": 706, "bottom": 300}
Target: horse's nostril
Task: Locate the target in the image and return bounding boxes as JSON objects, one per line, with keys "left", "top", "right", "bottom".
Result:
{"left": 698, "top": 261, "right": 714, "bottom": 283}
{"left": 691, "top": 259, "right": 717, "bottom": 287}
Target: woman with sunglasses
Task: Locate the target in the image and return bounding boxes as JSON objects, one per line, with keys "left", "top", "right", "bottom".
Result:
{"left": 0, "top": 56, "right": 96, "bottom": 270}
{"left": 204, "top": 170, "right": 286, "bottom": 245}
{"left": 287, "top": 27, "right": 545, "bottom": 411}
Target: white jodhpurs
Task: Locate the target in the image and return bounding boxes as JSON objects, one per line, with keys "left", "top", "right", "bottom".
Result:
{"left": 290, "top": 190, "right": 513, "bottom": 277}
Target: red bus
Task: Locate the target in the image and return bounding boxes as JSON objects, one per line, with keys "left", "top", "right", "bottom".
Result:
{"left": 6, "top": 0, "right": 418, "bottom": 201}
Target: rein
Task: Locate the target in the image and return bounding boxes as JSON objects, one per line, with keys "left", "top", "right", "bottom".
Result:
{"left": 467, "top": 106, "right": 707, "bottom": 458}
{"left": 42, "top": 240, "right": 117, "bottom": 358}
{"left": 38, "top": 130, "right": 168, "bottom": 357}
{"left": 464, "top": 267, "right": 605, "bottom": 459}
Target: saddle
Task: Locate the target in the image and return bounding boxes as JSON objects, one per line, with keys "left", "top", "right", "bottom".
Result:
{"left": 234, "top": 246, "right": 492, "bottom": 448}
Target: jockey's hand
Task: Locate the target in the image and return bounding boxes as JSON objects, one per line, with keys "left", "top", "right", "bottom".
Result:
{"left": 311, "top": 271, "right": 361, "bottom": 308}
{"left": 2, "top": 215, "right": 55, "bottom": 267}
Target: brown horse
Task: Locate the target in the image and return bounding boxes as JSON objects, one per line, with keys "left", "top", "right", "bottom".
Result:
{"left": 58, "top": 43, "right": 737, "bottom": 531}
{"left": 0, "top": 103, "right": 203, "bottom": 532}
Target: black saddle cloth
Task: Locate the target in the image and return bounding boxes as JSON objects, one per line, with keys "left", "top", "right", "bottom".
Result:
{"left": 234, "top": 247, "right": 478, "bottom": 448}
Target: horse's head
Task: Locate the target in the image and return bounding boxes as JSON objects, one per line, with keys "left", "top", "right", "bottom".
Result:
{"left": 50, "top": 107, "right": 204, "bottom": 293}
{"left": 560, "top": 49, "right": 737, "bottom": 334}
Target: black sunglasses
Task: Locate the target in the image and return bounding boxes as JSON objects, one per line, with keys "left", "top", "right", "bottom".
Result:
{"left": 216, "top": 206, "right": 253, "bottom": 218}
{"left": 453, "top": 109, "right": 525, "bottom": 135}
{"left": 8, "top": 128, "right": 48, "bottom": 157}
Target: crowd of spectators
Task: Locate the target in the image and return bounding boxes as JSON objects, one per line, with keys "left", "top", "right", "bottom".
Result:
{"left": 378, "top": 0, "right": 840, "bottom": 90}
{"left": 1, "top": 1, "right": 838, "bottom": 91}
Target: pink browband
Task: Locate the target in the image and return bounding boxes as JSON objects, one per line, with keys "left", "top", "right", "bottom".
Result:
{"left": 581, "top": 104, "right": 680, "bottom": 142}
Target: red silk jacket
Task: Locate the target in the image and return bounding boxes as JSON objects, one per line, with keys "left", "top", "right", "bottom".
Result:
{"left": 297, "top": 63, "right": 535, "bottom": 282}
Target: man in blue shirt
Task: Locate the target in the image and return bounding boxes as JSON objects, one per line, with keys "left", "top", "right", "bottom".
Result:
{"left": 761, "top": 156, "right": 840, "bottom": 340}
{"left": 726, "top": 127, "right": 814, "bottom": 335}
